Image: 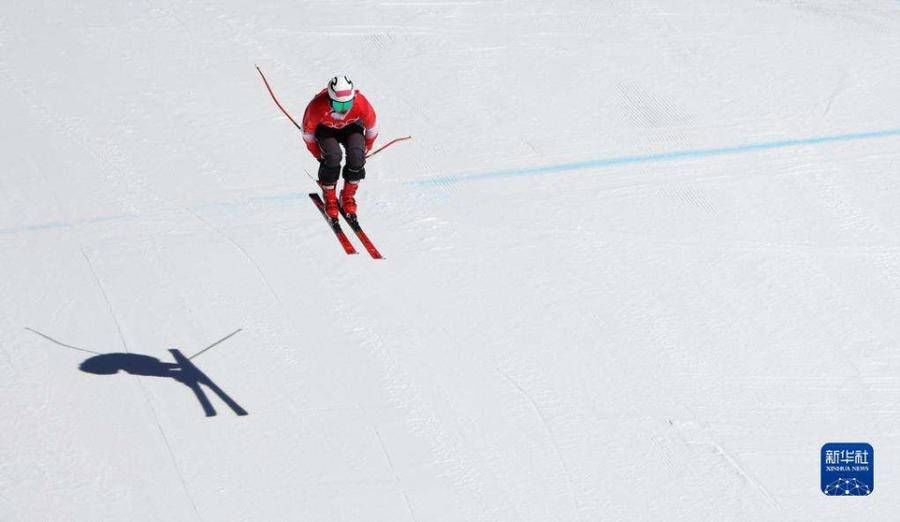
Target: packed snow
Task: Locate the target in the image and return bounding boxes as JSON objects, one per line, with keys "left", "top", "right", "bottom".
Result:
{"left": 2, "top": 1, "right": 900, "bottom": 520}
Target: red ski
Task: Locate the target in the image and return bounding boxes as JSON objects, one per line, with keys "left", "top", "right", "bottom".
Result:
{"left": 339, "top": 207, "right": 384, "bottom": 260}
{"left": 309, "top": 193, "right": 357, "bottom": 255}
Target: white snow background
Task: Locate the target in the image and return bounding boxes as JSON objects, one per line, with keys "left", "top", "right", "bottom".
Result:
{"left": 2, "top": 1, "right": 900, "bottom": 520}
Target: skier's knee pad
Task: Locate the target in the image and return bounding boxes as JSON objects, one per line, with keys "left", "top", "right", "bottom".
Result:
{"left": 321, "top": 148, "right": 343, "bottom": 168}
{"left": 345, "top": 146, "right": 366, "bottom": 169}
{"left": 342, "top": 164, "right": 366, "bottom": 182}
{"left": 318, "top": 162, "right": 341, "bottom": 185}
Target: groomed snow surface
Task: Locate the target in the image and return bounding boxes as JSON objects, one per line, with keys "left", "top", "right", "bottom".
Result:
{"left": 2, "top": 1, "right": 900, "bottom": 520}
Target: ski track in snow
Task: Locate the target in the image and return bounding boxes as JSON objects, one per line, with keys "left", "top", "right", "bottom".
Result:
{"left": 495, "top": 369, "right": 581, "bottom": 520}
{"left": 80, "top": 248, "right": 203, "bottom": 520}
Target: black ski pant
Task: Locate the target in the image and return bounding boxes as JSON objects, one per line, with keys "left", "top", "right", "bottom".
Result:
{"left": 315, "top": 124, "right": 366, "bottom": 186}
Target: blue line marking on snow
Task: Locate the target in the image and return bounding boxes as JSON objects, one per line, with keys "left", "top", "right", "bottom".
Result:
{"left": 0, "top": 214, "right": 138, "bottom": 236}
{"left": 410, "top": 127, "right": 900, "bottom": 187}
{"left": 0, "top": 221, "right": 69, "bottom": 235}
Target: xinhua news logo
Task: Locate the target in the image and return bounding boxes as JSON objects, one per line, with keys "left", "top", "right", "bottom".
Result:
{"left": 821, "top": 442, "right": 873, "bottom": 496}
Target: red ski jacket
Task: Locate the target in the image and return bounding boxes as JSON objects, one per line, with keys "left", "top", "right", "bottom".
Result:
{"left": 301, "top": 89, "right": 378, "bottom": 159}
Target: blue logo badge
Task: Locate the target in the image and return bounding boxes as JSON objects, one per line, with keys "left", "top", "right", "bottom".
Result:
{"left": 821, "top": 442, "right": 873, "bottom": 496}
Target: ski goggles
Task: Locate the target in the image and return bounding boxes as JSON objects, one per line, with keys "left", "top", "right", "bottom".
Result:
{"left": 330, "top": 99, "right": 354, "bottom": 113}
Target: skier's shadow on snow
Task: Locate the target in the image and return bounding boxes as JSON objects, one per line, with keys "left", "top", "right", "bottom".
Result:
{"left": 80, "top": 349, "right": 248, "bottom": 417}
{"left": 27, "top": 327, "right": 247, "bottom": 417}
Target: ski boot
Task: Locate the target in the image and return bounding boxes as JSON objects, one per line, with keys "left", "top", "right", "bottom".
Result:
{"left": 320, "top": 183, "right": 339, "bottom": 220}
{"left": 340, "top": 181, "right": 359, "bottom": 217}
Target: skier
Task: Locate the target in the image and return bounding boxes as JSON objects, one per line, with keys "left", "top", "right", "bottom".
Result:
{"left": 302, "top": 75, "right": 378, "bottom": 219}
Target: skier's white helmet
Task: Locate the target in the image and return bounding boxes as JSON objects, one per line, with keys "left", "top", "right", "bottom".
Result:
{"left": 327, "top": 75, "right": 355, "bottom": 102}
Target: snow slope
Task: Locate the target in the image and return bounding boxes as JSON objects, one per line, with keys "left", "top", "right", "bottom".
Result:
{"left": 2, "top": 1, "right": 900, "bottom": 520}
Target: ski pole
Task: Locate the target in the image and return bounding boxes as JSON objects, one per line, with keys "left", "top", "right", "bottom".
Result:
{"left": 256, "top": 65, "right": 302, "bottom": 131}
{"left": 366, "top": 135, "right": 412, "bottom": 158}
